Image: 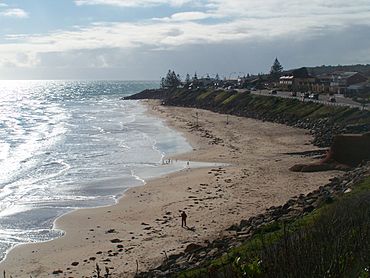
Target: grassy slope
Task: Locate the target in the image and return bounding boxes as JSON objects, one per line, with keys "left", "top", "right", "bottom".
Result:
{"left": 178, "top": 176, "right": 370, "bottom": 278}
{"left": 166, "top": 89, "right": 370, "bottom": 127}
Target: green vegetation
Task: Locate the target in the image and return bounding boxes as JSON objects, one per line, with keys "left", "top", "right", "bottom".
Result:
{"left": 161, "top": 70, "right": 182, "bottom": 89}
{"left": 165, "top": 88, "right": 370, "bottom": 127}
{"left": 177, "top": 177, "right": 370, "bottom": 278}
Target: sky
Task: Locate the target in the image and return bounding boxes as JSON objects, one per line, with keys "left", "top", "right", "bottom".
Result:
{"left": 0, "top": 0, "right": 369, "bottom": 80}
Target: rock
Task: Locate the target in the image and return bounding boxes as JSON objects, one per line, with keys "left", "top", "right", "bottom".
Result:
{"left": 344, "top": 188, "right": 352, "bottom": 194}
{"left": 303, "top": 205, "right": 315, "bottom": 213}
{"left": 207, "top": 248, "right": 219, "bottom": 257}
{"left": 226, "top": 224, "right": 239, "bottom": 231}
{"left": 239, "top": 219, "right": 250, "bottom": 229}
{"left": 184, "top": 243, "right": 203, "bottom": 253}
{"left": 168, "top": 253, "right": 183, "bottom": 261}
{"left": 198, "top": 251, "right": 207, "bottom": 258}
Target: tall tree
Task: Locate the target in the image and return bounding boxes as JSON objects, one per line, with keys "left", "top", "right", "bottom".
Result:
{"left": 185, "top": 73, "right": 191, "bottom": 84}
{"left": 160, "top": 69, "right": 181, "bottom": 89}
{"left": 270, "top": 58, "right": 283, "bottom": 78}
{"left": 193, "top": 72, "right": 198, "bottom": 81}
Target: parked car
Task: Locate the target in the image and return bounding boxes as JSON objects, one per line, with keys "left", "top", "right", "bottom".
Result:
{"left": 269, "top": 90, "right": 277, "bottom": 95}
{"left": 290, "top": 91, "right": 297, "bottom": 97}
{"left": 329, "top": 97, "right": 336, "bottom": 102}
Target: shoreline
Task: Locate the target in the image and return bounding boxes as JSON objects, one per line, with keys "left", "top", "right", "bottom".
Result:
{"left": 0, "top": 100, "right": 339, "bottom": 277}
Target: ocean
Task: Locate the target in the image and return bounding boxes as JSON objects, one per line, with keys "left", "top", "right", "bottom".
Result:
{"left": 0, "top": 80, "right": 193, "bottom": 261}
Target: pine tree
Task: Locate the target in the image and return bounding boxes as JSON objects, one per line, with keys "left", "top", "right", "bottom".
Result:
{"left": 270, "top": 58, "right": 283, "bottom": 77}
{"left": 193, "top": 72, "right": 198, "bottom": 81}
{"left": 185, "top": 73, "right": 191, "bottom": 84}
{"left": 160, "top": 69, "right": 181, "bottom": 89}
{"left": 160, "top": 77, "right": 166, "bottom": 88}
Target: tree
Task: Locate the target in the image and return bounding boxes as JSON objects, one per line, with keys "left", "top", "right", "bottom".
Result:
{"left": 185, "top": 73, "right": 191, "bottom": 84}
{"left": 270, "top": 58, "right": 283, "bottom": 79}
{"left": 215, "top": 73, "right": 220, "bottom": 81}
{"left": 193, "top": 72, "right": 198, "bottom": 81}
{"left": 161, "top": 69, "right": 181, "bottom": 89}
{"left": 160, "top": 77, "right": 166, "bottom": 88}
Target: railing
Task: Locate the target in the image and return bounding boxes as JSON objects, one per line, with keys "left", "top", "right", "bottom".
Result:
{"left": 249, "top": 90, "right": 369, "bottom": 111}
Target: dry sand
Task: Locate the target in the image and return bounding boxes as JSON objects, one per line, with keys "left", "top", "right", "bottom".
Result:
{"left": 0, "top": 101, "right": 339, "bottom": 277}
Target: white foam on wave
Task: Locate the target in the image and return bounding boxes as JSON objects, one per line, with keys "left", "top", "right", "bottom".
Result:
{"left": 0, "top": 81, "right": 193, "bottom": 261}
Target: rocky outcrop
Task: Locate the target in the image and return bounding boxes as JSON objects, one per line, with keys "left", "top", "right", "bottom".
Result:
{"left": 135, "top": 164, "right": 370, "bottom": 277}
{"left": 122, "top": 89, "right": 170, "bottom": 100}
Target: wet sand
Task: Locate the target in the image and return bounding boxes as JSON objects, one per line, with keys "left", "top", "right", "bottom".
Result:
{"left": 0, "top": 101, "right": 339, "bottom": 277}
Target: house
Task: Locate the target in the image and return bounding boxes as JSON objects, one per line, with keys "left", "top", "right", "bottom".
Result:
{"left": 279, "top": 75, "right": 294, "bottom": 91}
{"left": 346, "top": 82, "right": 370, "bottom": 95}
{"left": 312, "top": 74, "right": 332, "bottom": 93}
{"left": 279, "top": 67, "right": 315, "bottom": 92}
{"left": 188, "top": 77, "right": 217, "bottom": 89}
{"left": 330, "top": 72, "right": 368, "bottom": 94}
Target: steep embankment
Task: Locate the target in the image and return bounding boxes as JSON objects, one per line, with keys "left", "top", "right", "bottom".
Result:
{"left": 125, "top": 88, "right": 370, "bottom": 148}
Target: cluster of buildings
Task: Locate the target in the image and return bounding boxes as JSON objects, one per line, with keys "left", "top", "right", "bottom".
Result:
{"left": 279, "top": 67, "right": 369, "bottom": 95}
{"left": 181, "top": 66, "right": 370, "bottom": 98}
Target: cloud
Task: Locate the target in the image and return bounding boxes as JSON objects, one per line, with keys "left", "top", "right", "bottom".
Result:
{"left": 74, "top": 0, "right": 194, "bottom": 7}
{"left": 0, "top": 8, "right": 28, "bottom": 18}
{"left": 1, "top": 0, "right": 370, "bottom": 74}
{"left": 154, "top": 11, "right": 218, "bottom": 22}
{"left": 206, "top": 0, "right": 370, "bottom": 18}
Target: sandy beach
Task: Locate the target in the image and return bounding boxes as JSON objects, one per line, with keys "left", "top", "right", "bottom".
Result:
{"left": 0, "top": 100, "right": 339, "bottom": 277}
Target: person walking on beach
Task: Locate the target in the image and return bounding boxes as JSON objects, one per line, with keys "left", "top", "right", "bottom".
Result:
{"left": 181, "top": 211, "right": 187, "bottom": 227}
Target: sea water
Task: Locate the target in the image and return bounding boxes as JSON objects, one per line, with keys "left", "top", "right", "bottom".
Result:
{"left": 0, "top": 80, "right": 194, "bottom": 261}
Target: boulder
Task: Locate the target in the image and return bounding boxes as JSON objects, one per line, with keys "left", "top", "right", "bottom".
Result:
{"left": 184, "top": 243, "right": 203, "bottom": 253}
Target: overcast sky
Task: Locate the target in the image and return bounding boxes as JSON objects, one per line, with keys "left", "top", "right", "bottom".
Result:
{"left": 0, "top": 0, "right": 369, "bottom": 80}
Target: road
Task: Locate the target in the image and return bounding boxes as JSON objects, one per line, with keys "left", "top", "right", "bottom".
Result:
{"left": 242, "top": 89, "right": 369, "bottom": 110}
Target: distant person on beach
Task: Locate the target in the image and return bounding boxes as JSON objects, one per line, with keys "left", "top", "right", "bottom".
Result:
{"left": 181, "top": 211, "right": 187, "bottom": 227}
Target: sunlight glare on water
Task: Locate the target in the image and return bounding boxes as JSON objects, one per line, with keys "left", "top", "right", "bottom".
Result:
{"left": 0, "top": 80, "right": 195, "bottom": 261}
